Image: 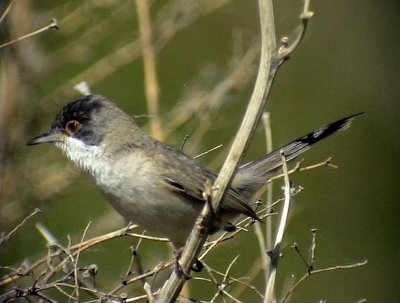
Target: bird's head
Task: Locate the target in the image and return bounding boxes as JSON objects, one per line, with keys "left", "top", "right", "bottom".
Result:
{"left": 27, "top": 94, "right": 137, "bottom": 171}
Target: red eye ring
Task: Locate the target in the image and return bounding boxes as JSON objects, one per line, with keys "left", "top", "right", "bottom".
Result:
{"left": 65, "top": 120, "right": 81, "bottom": 134}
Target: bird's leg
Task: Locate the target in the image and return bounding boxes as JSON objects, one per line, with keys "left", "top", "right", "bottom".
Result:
{"left": 173, "top": 248, "right": 204, "bottom": 279}
{"left": 173, "top": 248, "right": 191, "bottom": 279}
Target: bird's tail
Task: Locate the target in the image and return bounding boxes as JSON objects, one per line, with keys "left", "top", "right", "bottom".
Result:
{"left": 232, "top": 113, "right": 362, "bottom": 199}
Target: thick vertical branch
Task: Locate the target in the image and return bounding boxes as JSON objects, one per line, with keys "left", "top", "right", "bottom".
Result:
{"left": 210, "top": 0, "right": 277, "bottom": 211}
{"left": 135, "top": 0, "right": 164, "bottom": 140}
{"left": 156, "top": 0, "right": 278, "bottom": 301}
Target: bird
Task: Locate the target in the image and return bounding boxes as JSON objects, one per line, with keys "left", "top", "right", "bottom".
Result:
{"left": 27, "top": 94, "right": 360, "bottom": 249}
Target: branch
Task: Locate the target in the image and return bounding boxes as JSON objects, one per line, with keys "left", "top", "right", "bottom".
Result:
{"left": 267, "top": 156, "right": 337, "bottom": 184}
{"left": 73, "top": 221, "right": 92, "bottom": 301}
{"left": 253, "top": 112, "right": 274, "bottom": 285}
{"left": 280, "top": 260, "right": 368, "bottom": 303}
{"left": 0, "top": 208, "right": 41, "bottom": 245}
{"left": 278, "top": 0, "right": 313, "bottom": 60}
{"left": 156, "top": 0, "right": 277, "bottom": 301}
{"left": 0, "top": 18, "right": 58, "bottom": 49}
{"left": 264, "top": 152, "right": 292, "bottom": 303}
{"left": 0, "top": 0, "right": 16, "bottom": 24}
{"left": 135, "top": 0, "right": 164, "bottom": 140}
{"left": 0, "top": 224, "right": 168, "bottom": 287}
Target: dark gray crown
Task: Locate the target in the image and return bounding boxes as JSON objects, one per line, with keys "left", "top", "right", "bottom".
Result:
{"left": 52, "top": 95, "right": 107, "bottom": 146}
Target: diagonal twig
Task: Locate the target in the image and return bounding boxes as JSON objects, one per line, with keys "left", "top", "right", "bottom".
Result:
{"left": 0, "top": 18, "right": 58, "bottom": 49}
{"left": 280, "top": 260, "right": 368, "bottom": 303}
{"left": 0, "top": 208, "right": 41, "bottom": 245}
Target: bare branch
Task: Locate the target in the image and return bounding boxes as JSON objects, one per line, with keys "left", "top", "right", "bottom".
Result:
{"left": 309, "top": 228, "right": 318, "bottom": 271}
{"left": 264, "top": 151, "right": 292, "bottom": 303}
{"left": 193, "top": 144, "right": 224, "bottom": 159}
{"left": 156, "top": 181, "right": 214, "bottom": 301}
{"left": 136, "top": 0, "right": 163, "bottom": 140}
{"left": 0, "top": 0, "right": 17, "bottom": 24}
{"left": 0, "top": 224, "right": 155, "bottom": 287}
{"left": 262, "top": 112, "right": 274, "bottom": 251}
{"left": 278, "top": 0, "right": 314, "bottom": 59}
{"left": 280, "top": 260, "right": 368, "bottom": 303}
{"left": 109, "top": 260, "right": 174, "bottom": 295}
{"left": 0, "top": 208, "right": 41, "bottom": 245}
{"left": 144, "top": 282, "right": 156, "bottom": 303}
{"left": 156, "top": 1, "right": 278, "bottom": 300}
{"left": 223, "top": 255, "right": 240, "bottom": 285}
{"left": 267, "top": 157, "right": 337, "bottom": 184}
{"left": 0, "top": 18, "right": 58, "bottom": 49}
{"left": 74, "top": 221, "right": 92, "bottom": 301}
{"left": 253, "top": 111, "right": 274, "bottom": 285}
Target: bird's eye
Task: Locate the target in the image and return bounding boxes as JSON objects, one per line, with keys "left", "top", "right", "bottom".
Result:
{"left": 65, "top": 120, "right": 81, "bottom": 134}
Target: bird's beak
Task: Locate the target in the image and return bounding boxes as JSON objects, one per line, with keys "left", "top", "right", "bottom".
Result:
{"left": 27, "top": 130, "right": 65, "bottom": 146}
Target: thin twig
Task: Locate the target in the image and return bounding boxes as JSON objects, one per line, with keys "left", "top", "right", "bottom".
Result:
{"left": 263, "top": 112, "right": 274, "bottom": 252}
{"left": 126, "top": 232, "right": 169, "bottom": 242}
{"left": 267, "top": 157, "right": 336, "bottom": 183}
{"left": 0, "top": 208, "right": 41, "bottom": 245}
{"left": 0, "top": 224, "right": 144, "bottom": 287}
{"left": 278, "top": 0, "right": 313, "bottom": 59}
{"left": 205, "top": 262, "right": 221, "bottom": 303}
{"left": 193, "top": 144, "right": 224, "bottom": 159}
{"left": 201, "top": 207, "right": 277, "bottom": 259}
{"left": 74, "top": 221, "right": 92, "bottom": 301}
{"left": 0, "top": 18, "right": 58, "bottom": 49}
{"left": 218, "top": 256, "right": 244, "bottom": 303}
{"left": 53, "top": 284, "right": 77, "bottom": 300}
{"left": 309, "top": 228, "right": 317, "bottom": 271}
{"left": 280, "top": 260, "right": 368, "bottom": 303}
{"left": 206, "top": 258, "right": 262, "bottom": 303}
{"left": 223, "top": 255, "right": 240, "bottom": 285}
{"left": 292, "top": 243, "right": 310, "bottom": 271}
{"left": 122, "top": 238, "right": 143, "bottom": 285}
{"left": 229, "top": 258, "right": 266, "bottom": 300}
{"left": 144, "top": 282, "right": 156, "bottom": 303}
{"left": 221, "top": 289, "right": 245, "bottom": 303}
{"left": 180, "top": 134, "right": 190, "bottom": 151}
{"left": 0, "top": 0, "right": 17, "bottom": 24}
{"left": 264, "top": 152, "right": 291, "bottom": 303}
{"left": 252, "top": 111, "right": 273, "bottom": 286}
{"left": 109, "top": 260, "right": 174, "bottom": 295}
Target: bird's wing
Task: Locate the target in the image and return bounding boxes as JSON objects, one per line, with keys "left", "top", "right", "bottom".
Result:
{"left": 158, "top": 144, "right": 258, "bottom": 220}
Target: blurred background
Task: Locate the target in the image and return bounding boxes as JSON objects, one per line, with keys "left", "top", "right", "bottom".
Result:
{"left": 1, "top": 0, "right": 399, "bottom": 302}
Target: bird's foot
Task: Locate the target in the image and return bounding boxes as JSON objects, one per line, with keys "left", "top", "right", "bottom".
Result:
{"left": 173, "top": 249, "right": 204, "bottom": 279}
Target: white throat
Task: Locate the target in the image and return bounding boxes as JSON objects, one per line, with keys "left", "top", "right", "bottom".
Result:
{"left": 55, "top": 137, "right": 107, "bottom": 177}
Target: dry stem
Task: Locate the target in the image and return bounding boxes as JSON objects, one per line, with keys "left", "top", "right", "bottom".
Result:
{"left": 136, "top": 0, "right": 164, "bottom": 140}
{"left": 0, "top": 18, "right": 58, "bottom": 49}
{"left": 156, "top": 1, "right": 277, "bottom": 300}
{"left": 0, "top": 208, "right": 41, "bottom": 245}
{"left": 280, "top": 260, "right": 368, "bottom": 303}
